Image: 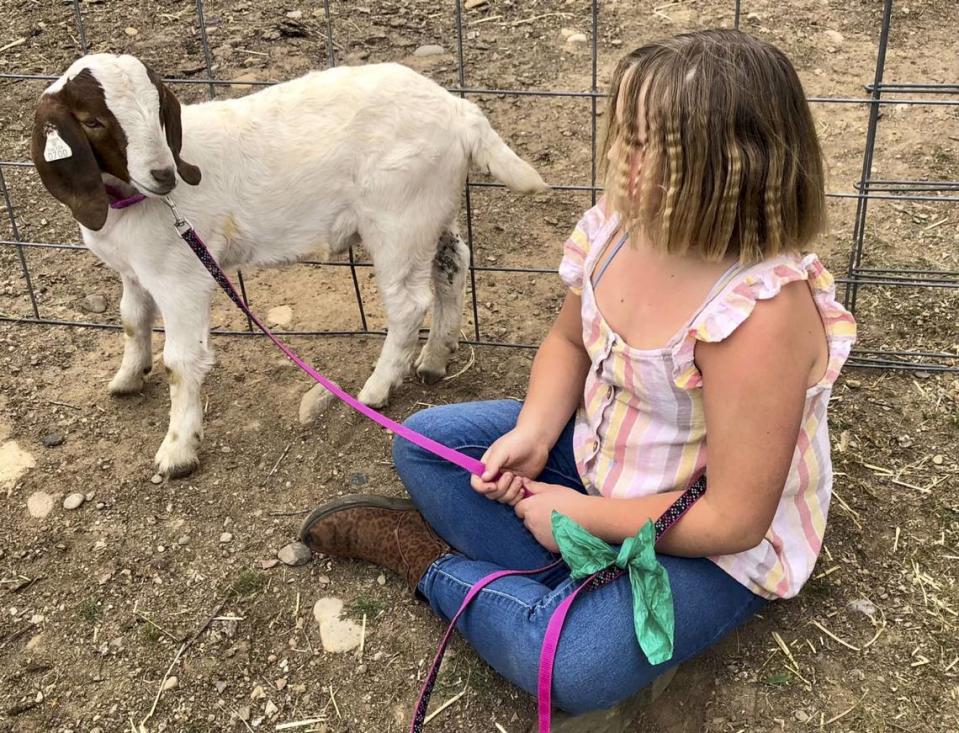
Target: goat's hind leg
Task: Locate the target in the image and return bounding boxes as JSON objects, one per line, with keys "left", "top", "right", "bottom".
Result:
{"left": 108, "top": 274, "right": 157, "bottom": 395}
{"left": 415, "top": 228, "right": 468, "bottom": 384}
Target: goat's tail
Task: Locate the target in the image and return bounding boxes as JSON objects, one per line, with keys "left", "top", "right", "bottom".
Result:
{"left": 463, "top": 103, "right": 548, "bottom": 194}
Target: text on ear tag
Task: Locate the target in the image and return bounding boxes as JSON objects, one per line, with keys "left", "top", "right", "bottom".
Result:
{"left": 43, "top": 129, "right": 73, "bottom": 162}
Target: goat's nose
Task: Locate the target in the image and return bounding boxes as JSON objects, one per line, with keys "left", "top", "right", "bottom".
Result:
{"left": 150, "top": 167, "right": 176, "bottom": 191}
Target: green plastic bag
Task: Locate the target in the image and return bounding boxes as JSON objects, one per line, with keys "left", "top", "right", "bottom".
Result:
{"left": 551, "top": 511, "right": 675, "bottom": 665}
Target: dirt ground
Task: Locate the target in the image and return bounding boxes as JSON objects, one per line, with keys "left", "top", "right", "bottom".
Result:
{"left": 1, "top": 1, "right": 958, "bottom": 732}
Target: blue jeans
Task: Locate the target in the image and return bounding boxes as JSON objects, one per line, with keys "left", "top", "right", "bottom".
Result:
{"left": 392, "top": 399, "right": 766, "bottom": 715}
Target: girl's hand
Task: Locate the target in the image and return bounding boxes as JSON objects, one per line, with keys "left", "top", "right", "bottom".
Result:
{"left": 470, "top": 426, "right": 550, "bottom": 505}
{"left": 514, "top": 479, "right": 586, "bottom": 552}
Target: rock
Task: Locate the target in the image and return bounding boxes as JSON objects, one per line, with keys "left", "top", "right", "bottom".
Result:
{"left": 1, "top": 441, "right": 37, "bottom": 490}
{"left": 220, "top": 532, "right": 234, "bottom": 544}
{"left": 260, "top": 558, "right": 280, "bottom": 570}
{"left": 162, "top": 675, "right": 178, "bottom": 691}
{"left": 264, "top": 700, "right": 278, "bottom": 718}
{"left": 299, "top": 383, "right": 335, "bottom": 424}
{"left": 414, "top": 44, "right": 445, "bottom": 57}
{"left": 376, "top": 574, "right": 386, "bottom": 586}
{"left": 313, "top": 597, "right": 344, "bottom": 624}
{"left": 275, "top": 677, "right": 287, "bottom": 690}
{"left": 465, "top": 0, "right": 488, "bottom": 9}
{"left": 847, "top": 598, "right": 877, "bottom": 619}
{"left": 286, "top": 10, "right": 303, "bottom": 19}
{"left": 277, "top": 541, "right": 312, "bottom": 566}
{"left": 238, "top": 705, "right": 251, "bottom": 721}
{"left": 349, "top": 472, "right": 368, "bottom": 486}
{"left": 250, "top": 685, "right": 266, "bottom": 701}
{"left": 824, "top": 30, "right": 845, "bottom": 45}
{"left": 215, "top": 681, "right": 228, "bottom": 693}
{"left": 82, "top": 294, "right": 107, "bottom": 313}
{"left": 794, "top": 710, "right": 811, "bottom": 723}
{"left": 150, "top": 473, "right": 163, "bottom": 485}
{"left": 566, "top": 33, "right": 588, "bottom": 44}
{"left": 230, "top": 72, "right": 259, "bottom": 92}
{"left": 266, "top": 305, "right": 294, "bottom": 329}
{"left": 41, "top": 433, "right": 64, "bottom": 448}
{"left": 124, "top": 27, "right": 138, "bottom": 37}
{"left": 63, "top": 493, "right": 85, "bottom": 510}
{"left": 560, "top": 28, "right": 579, "bottom": 39}
{"left": 313, "top": 597, "right": 362, "bottom": 653}
{"left": 27, "top": 491, "right": 55, "bottom": 519}
{"left": 933, "top": 454, "right": 944, "bottom": 465}
{"left": 319, "top": 615, "right": 363, "bottom": 653}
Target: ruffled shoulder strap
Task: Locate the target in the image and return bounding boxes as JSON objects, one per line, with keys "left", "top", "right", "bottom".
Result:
{"left": 559, "top": 198, "right": 619, "bottom": 296}
{"left": 671, "top": 253, "right": 857, "bottom": 390}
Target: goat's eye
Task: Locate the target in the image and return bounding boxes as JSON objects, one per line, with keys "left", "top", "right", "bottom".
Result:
{"left": 82, "top": 119, "right": 103, "bottom": 129}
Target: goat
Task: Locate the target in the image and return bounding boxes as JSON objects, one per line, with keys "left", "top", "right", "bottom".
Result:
{"left": 31, "top": 54, "right": 546, "bottom": 478}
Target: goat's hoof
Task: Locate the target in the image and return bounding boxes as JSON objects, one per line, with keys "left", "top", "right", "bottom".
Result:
{"left": 108, "top": 370, "right": 146, "bottom": 395}
{"left": 414, "top": 349, "right": 451, "bottom": 385}
{"left": 299, "top": 383, "right": 335, "bottom": 425}
{"left": 416, "top": 364, "right": 446, "bottom": 385}
{"left": 155, "top": 440, "right": 199, "bottom": 479}
{"left": 357, "top": 383, "right": 390, "bottom": 409}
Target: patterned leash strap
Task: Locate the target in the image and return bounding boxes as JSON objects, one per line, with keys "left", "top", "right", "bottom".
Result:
{"left": 163, "top": 202, "right": 486, "bottom": 478}
{"left": 412, "top": 475, "right": 707, "bottom": 733}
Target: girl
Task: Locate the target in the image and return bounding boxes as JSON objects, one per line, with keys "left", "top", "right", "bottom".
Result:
{"left": 299, "top": 29, "right": 856, "bottom": 729}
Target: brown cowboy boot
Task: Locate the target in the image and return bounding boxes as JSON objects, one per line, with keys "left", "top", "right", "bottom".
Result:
{"left": 298, "top": 495, "right": 451, "bottom": 591}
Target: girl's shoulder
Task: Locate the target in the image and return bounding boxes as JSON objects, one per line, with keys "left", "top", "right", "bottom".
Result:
{"left": 671, "top": 253, "right": 857, "bottom": 391}
{"left": 558, "top": 198, "right": 619, "bottom": 295}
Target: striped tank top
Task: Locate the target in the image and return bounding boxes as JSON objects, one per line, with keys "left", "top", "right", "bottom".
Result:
{"left": 559, "top": 203, "right": 857, "bottom": 599}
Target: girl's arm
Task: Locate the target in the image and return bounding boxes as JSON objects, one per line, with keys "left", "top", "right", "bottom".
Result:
{"left": 516, "top": 291, "right": 592, "bottom": 447}
{"left": 472, "top": 292, "right": 590, "bottom": 499}
{"left": 519, "top": 282, "right": 822, "bottom": 556}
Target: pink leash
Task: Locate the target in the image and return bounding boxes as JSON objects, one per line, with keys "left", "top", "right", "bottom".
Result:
{"left": 129, "top": 193, "right": 486, "bottom": 478}
{"left": 134, "top": 193, "right": 703, "bottom": 732}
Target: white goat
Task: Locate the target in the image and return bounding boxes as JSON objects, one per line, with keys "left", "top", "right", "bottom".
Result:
{"left": 31, "top": 54, "right": 546, "bottom": 477}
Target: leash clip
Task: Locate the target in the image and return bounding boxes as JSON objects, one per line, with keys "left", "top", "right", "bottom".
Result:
{"left": 162, "top": 196, "right": 193, "bottom": 236}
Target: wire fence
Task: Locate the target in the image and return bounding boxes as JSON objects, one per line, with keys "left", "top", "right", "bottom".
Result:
{"left": 1, "top": 0, "right": 957, "bottom": 371}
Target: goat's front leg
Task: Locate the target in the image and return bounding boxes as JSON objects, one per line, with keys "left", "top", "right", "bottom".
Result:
{"left": 357, "top": 262, "right": 433, "bottom": 408}
{"left": 153, "top": 288, "right": 214, "bottom": 478}
{"left": 108, "top": 274, "right": 157, "bottom": 395}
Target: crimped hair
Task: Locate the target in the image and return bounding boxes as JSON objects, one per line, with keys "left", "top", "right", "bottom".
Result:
{"left": 599, "top": 29, "right": 826, "bottom": 263}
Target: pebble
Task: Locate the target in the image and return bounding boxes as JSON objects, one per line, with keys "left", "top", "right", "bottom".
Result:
{"left": 41, "top": 433, "right": 64, "bottom": 448}
{"left": 465, "top": 0, "right": 488, "bottom": 9}
{"left": 413, "top": 44, "right": 445, "bottom": 57}
{"left": 566, "top": 33, "right": 588, "bottom": 44}
{"left": 250, "top": 685, "right": 266, "bottom": 700}
{"left": 299, "top": 383, "right": 335, "bottom": 424}
{"left": 150, "top": 473, "right": 163, "bottom": 485}
{"left": 178, "top": 535, "right": 190, "bottom": 546}
{"left": 264, "top": 700, "right": 279, "bottom": 718}
{"left": 266, "top": 305, "right": 294, "bottom": 329}
{"left": 216, "top": 681, "right": 228, "bottom": 693}
{"left": 318, "top": 575, "right": 331, "bottom": 585}
{"left": 237, "top": 705, "right": 251, "bottom": 721}
{"left": 260, "top": 558, "right": 280, "bottom": 570}
{"left": 63, "top": 492, "right": 85, "bottom": 510}
{"left": 286, "top": 10, "right": 303, "bottom": 19}
{"left": 124, "top": 27, "right": 139, "bottom": 37}
{"left": 277, "top": 541, "right": 312, "bottom": 566}
{"left": 349, "top": 472, "right": 369, "bottom": 486}
{"left": 794, "top": 710, "right": 811, "bottom": 723}
{"left": 824, "top": 30, "right": 845, "bottom": 45}
{"left": 27, "top": 491, "right": 55, "bottom": 519}
{"left": 220, "top": 532, "right": 234, "bottom": 544}
{"left": 162, "top": 675, "right": 178, "bottom": 691}
{"left": 846, "top": 598, "right": 877, "bottom": 619}
{"left": 82, "top": 294, "right": 107, "bottom": 313}
{"left": 376, "top": 574, "right": 386, "bottom": 586}
{"left": 230, "top": 72, "right": 259, "bottom": 92}
{"left": 932, "top": 454, "right": 944, "bottom": 465}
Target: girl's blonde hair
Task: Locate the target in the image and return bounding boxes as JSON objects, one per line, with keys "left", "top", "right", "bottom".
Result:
{"left": 600, "top": 29, "right": 826, "bottom": 263}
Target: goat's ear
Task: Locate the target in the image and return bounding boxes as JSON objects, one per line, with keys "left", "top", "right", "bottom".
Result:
{"left": 31, "top": 94, "right": 109, "bottom": 231}
{"left": 146, "top": 66, "right": 201, "bottom": 186}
